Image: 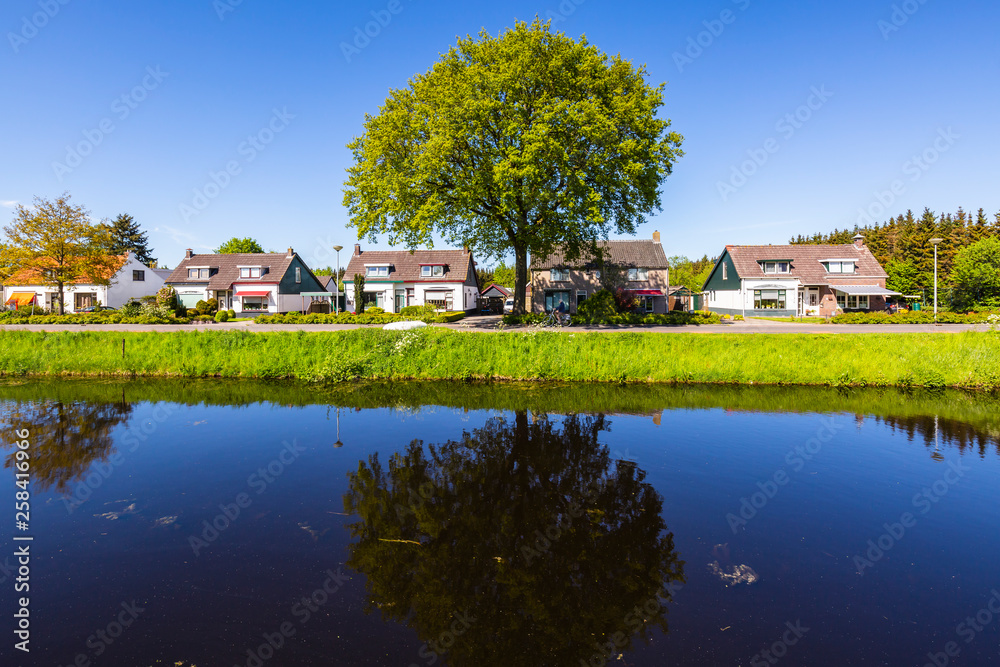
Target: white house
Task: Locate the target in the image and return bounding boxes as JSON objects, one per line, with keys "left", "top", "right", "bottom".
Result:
{"left": 165, "top": 247, "right": 329, "bottom": 315}
{"left": 343, "top": 244, "right": 481, "bottom": 313}
{"left": 3, "top": 252, "right": 165, "bottom": 312}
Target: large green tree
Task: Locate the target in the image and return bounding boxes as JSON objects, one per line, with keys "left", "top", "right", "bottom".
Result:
{"left": 3, "top": 194, "right": 115, "bottom": 314}
{"left": 343, "top": 19, "right": 683, "bottom": 314}
{"left": 214, "top": 237, "right": 264, "bottom": 254}
{"left": 106, "top": 213, "right": 156, "bottom": 266}
{"left": 950, "top": 236, "right": 1000, "bottom": 311}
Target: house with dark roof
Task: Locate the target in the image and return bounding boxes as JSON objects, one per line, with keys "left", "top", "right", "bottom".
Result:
{"left": 480, "top": 283, "right": 513, "bottom": 314}
{"left": 701, "top": 235, "right": 897, "bottom": 318}
{"left": 165, "top": 248, "right": 327, "bottom": 315}
{"left": 4, "top": 252, "right": 164, "bottom": 312}
{"left": 529, "top": 232, "right": 670, "bottom": 313}
{"left": 343, "top": 244, "right": 480, "bottom": 313}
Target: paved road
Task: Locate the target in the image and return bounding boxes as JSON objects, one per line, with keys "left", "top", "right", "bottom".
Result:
{"left": 0, "top": 316, "right": 991, "bottom": 334}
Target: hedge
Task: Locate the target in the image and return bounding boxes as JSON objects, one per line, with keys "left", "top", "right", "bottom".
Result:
{"left": 254, "top": 311, "right": 466, "bottom": 325}
{"left": 830, "top": 310, "right": 999, "bottom": 325}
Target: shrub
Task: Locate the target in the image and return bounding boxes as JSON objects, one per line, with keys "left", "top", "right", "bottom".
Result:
{"left": 195, "top": 300, "right": 209, "bottom": 313}
{"left": 205, "top": 298, "right": 219, "bottom": 314}
{"left": 366, "top": 306, "right": 385, "bottom": 315}
{"left": 119, "top": 300, "right": 143, "bottom": 317}
{"left": 215, "top": 311, "right": 230, "bottom": 322}
{"left": 400, "top": 304, "right": 437, "bottom": 316}
{"left": 576, "top": 290, "right": 617, "bottom": 323}
{"left": 187, "top": 308, "right": 200, "bottom": 318}
{"left": 227, "top": 309, "right": 236, "bottom": 319}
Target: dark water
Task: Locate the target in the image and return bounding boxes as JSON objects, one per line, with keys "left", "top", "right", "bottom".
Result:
{"left": 3, "top": 381, "right": 1000, "bottom": 667}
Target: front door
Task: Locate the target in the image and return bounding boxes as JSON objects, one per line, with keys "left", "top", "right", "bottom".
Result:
{"left": 395, "top": 290, "right": 405, "bottom": 313}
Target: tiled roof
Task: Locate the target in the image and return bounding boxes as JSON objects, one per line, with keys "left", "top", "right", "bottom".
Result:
{"left": 344, "top": 248, "right": 476, "bottom": 284}
{"left": 6, "top": 254, "right": 128, "bottom": 285}
{"left": 725, "top": 244, "right": 888, "bottom": 284}
{"left": 531, "top": 240, "right": 669, "bottom": 270}
{"left": 317, "top": 276, "right": 337, "bottom": 293}
{"left": 166, "top": 252, "right": 296, "bottom": 290}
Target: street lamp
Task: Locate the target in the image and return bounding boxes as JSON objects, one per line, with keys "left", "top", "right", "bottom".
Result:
{"left": 333, "top": 245, "right": 344, "bottom": 314}
{"left": 929, "top": 237, "right": 943, "bottom": 322}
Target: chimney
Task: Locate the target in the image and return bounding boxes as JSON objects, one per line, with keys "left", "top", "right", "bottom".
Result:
{"left": 853, "top": 234, "right": 865, "bottom": 249}
{"left": 652, "top": 230, "right": 661, "bottom": 244}
{"left": 354, "top": 243, "right": 361, "bottom": 256}
{"left": 185, "top": 248, "right": 193, "bottom": 259}
{"left": 287, "top": 247, "right": 294, "bottom": 258}
{"left": 463, "top": 244, "right": 469, "bottom": 254}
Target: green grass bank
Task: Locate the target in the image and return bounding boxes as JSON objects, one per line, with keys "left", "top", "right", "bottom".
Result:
{"left": 1, "top": 329, "right": 999, "bottom": 389}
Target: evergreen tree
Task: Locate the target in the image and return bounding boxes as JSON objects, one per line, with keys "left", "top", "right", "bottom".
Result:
{"left": 107, "top": 213, "right": 156, "bottom": 266}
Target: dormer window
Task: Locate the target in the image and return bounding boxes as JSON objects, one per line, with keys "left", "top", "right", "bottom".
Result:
{"left": 366, "top": 265, "right": 390, "bottom": 278}
{"left": 239, "top": 267, "right": 263, "bottom": 278}
{"left": 823, "top": 260, "right": 855, "bottom": 274}
{"left": 187, "top": 267, "right": 211, "bottom": 279}
{"left": 420, "top": 265, "right": 445, "bottom": 277}
{"left": 761, "top": 261, "right": 790, "bottom": 274}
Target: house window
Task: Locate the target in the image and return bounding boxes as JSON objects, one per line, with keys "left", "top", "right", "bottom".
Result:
{"left": 762, "top": 262, "right": 790, "bottom": 274}
{"left": 241, "top": 296, "right": 268, "bottom": 311}
{"left": 550, "top": 269, "right": 569, "bottom": 282}
{"left": 577, "top": 290, "right": 588, "bottom": 307}
{"left": 366, "top": 266, "right": 389, "bottom": 278}
{"left": 544, "top": 291, "right": 571, "bottom": 312}
{"left": 753, "top": 290, "right": 786, "bottom": 309}
{"left": 239, "top": 267, "right": 262, "bottom": 278}
{"left": 295, "top": 267, "right": 301, "bottom": 283}
{"left": 132, "top": 270, "right": 145, "bottom": 281}
{"left": 421, "top": 266, "right": 431, "bottom": 277}
{"left": 722, "top": 263, "right": 727, "bottom": 280}
{"left": 425, "top": 291, "right": 452, "bottom": 310}
{"left": 825, "top": 261, "right": 855, "bottom": 274}
{"left": 591, "top": 270, "right": 601, "bottom": 280}
{"left": 642, "top": 295, "right": 655, "bottom": 313}
{"left": 187, "top": 268, "right": 210, "bottom": 279}
{"left": 844, "top": 295, "right": 869, "bottom": 310}
{"left": 627, "top": 268, "right": 649, "bottom": 281}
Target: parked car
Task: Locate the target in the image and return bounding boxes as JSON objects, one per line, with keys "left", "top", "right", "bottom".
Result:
{"left": 78, "top": 305, "right": 116, "bottom": 312}
{"left": 503, "top": 298, "right": 514, "bottom": 313}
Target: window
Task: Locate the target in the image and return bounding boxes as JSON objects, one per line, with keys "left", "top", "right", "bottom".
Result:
{"left": 762, "top": 262, "right": 790, "bottom": 274}
{"left": 366, "top": 266, "right": 389, "bottom": 278}
{"left": 550, "top": 269, "right": 569, "bottom": 282}
{"left": 188, "top": 268, "right": 210, "bottom": 279}
{"left": 844, "top": 295, "right": 869, "bottom": 310}
{"left": 642, "top": 295, "right": 655, "bottom": 313}
{"left": 544, "top": 291, "right": 571, "bottom": 312}
{"left": 591, "top": 270, "right": 601, "bottom": 280}
{"left": 132, "top": 270, "right": 145, "bottom": 281}
{"left": 239, "top": 267, "right": 262, "bottom": 278}
{"left": 295, "top": 267, "right": 301, "bottom": 283}
{"left": 627, "top": 268, "right": 649, "bottom": 281}
{"left": 421, "top": 266, "right": 431, "bottom": 277}
{"left": 825, "top": 261, "right": 855, "bottom": 274}
{"left": 425, "top": 291, "right": 453, "bottom": 310}
{"left": 753, "top": 289, "right": 787, "bottom": 309}
{"left": 577, "top": 290, "right": 588, "bottom": 307}
{"left": 241, "top": 296, "right": 268, "bottom": 311}
{"left": 722, "top": 263, "right": 728, "bottom": 280}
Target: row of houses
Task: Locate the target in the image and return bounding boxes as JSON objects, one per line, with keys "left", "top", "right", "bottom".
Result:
{"left": 3, "top": 234, "right": 898, "bottom": 317}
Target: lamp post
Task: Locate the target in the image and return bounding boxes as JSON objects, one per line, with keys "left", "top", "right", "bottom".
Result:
{"left": 929, "top": 237, "right": 943, "bottom": 322}
{"left": 333, "top": 245, "right": 343, "bottom": 314}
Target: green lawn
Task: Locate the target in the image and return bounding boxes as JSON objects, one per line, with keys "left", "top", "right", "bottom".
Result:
{"left": 1, "top": 329, "right": 998, "bottom": 389}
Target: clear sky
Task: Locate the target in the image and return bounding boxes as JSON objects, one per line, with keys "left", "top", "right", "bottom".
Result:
{"left": 3, "top": 0, "right": 998, "bottom": 269}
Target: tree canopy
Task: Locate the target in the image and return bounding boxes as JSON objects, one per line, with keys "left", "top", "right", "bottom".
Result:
{"left": 106, "top": 213, "right": 156, "bottom": 266}
{"left": 950, "top": 236, "right": 1000, "bottom": 311}
{"left": 3, "top": 194, "right": 115, "bottom": 314}
{"left": 214, "top": 237, "right": 265, "bottom": 254}
{"left": 343, "top": 19, "right": 683, "bottom": 313}
{"left": 343, "top": 412, "right": 684, "bottom": 665}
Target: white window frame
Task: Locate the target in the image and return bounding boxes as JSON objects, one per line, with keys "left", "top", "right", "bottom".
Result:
{"left": 722, "top": 263, "right": 728, "bottom": 280}
{"left": 421, "top": 266, "right": 431, "bottom": 277}
{"left": 366, "top": 265, "right": 389, "bottom": 278}
{"left": 188, "top": 268, "right": 210, "bottom": 279}
{"left": 627, "top": 268, "right": 649, "bottom": 281}
{"left": 550, "top": 269, "right": 569, "bottom": 282}
{"left": 295, "top": 267, "right": 301, "bottom": 283}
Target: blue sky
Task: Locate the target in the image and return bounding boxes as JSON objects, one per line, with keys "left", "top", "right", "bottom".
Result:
{"left": 3, "top": 0, "right": 998, "bottom": 269}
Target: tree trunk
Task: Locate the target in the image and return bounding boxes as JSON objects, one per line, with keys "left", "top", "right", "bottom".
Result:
{"left": 57, "top": 281, "right": 65, "bottom": 315}
{"left": 513, "top": 244, "right": 529, "bottom": 315}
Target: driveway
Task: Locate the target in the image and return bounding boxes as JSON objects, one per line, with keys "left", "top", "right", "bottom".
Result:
{"left": 0, "top": 315, "right": 991, "bottom": 334}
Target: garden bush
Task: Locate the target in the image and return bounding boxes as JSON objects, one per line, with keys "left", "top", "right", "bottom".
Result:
{"left": 400, "top": 304, "right": 438, "bottom": 316}
{"left": 0, "top": 310, "right": 188, "bottom": 325}
{"left": 830, "top": 310, "right": 997, "bottom": 325}
{"left": 365, "top": 306, "right": 386, "bottom": 315}
{"left": 227, "top": 309, "right": 236, "bottom": 319}
{"left": 576, "top": 290, "right": 617, "bottom": 323}
{"left": 215, "top": 311, "right": 230, "bottom": 322}
{"left": 119, "top": 300, "right": 143, "bottom": 317}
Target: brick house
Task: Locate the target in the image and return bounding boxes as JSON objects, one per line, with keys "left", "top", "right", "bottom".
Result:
{"left": 529, "top": 232, "right": 670, "bottom": 314}
{"left": 702, "top": 235, "right": 897, "bottom": 318}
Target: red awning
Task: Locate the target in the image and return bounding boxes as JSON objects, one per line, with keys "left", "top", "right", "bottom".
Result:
{"left": 238, "top": 291, "right": 271, "bottom": 297}
{"left": 630, "top": 289, "right": 663, "bottom": 296}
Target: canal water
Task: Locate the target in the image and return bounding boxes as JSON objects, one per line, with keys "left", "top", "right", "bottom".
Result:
{"left": 2, "top": 381, "right": 1000, "bottom": 666}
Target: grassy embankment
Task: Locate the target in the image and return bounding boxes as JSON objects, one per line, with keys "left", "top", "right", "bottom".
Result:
{"left": 1, "top": 329, "right": 999, "bottom": 389}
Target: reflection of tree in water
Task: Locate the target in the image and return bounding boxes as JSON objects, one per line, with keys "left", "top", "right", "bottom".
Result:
{"left": 343, "top": 412, "right": 684, "bottom": 666}
{"left": 1, "top": 400, "right": 132, "bottom": 492}
{"left": 866, "top": 413, "right": 1000, "bottom": 458}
